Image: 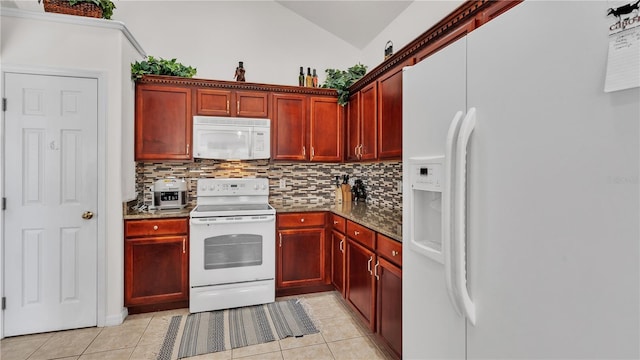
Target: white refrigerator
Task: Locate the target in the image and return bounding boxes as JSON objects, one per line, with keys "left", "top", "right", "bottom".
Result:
{"left": 402, "top": 1, "right": 639, "bottom": 359}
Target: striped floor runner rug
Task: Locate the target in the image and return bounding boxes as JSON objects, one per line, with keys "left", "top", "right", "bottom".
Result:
{"left": 157, "top": 299, "right": 318, "bottom": 360}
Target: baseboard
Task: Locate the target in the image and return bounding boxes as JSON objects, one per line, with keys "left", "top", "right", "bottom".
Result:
{"left": 103, "top": 308, "right": 128, "bottom": 327}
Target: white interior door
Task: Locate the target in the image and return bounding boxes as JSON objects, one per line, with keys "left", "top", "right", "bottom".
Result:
{"left": 3, "top": 72, "right": 98, "bottom": 337}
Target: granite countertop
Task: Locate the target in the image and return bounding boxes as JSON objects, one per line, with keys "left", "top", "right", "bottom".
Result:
{"left": 123, "top": 204, "right": 194, "bottom": 220}
{"left": 123, "top": 201, "right": 402, "bottom": 242}
{"left": 273, "top": 202, "right": 402, "bottom": 242}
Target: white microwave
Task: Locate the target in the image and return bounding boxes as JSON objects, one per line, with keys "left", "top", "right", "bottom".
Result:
{"left": 192, "top": 116, "right": 271, "bottom": 160}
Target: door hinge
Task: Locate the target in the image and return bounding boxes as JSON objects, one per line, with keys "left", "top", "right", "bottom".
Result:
{"left": 2, "top": 297, "right": 5, "bottom": 310}
{"left": 2, "top": 98, "right": 6, "bottom": 112}
{"left": 2, "top": 197, "right": 5, "bottom": 210}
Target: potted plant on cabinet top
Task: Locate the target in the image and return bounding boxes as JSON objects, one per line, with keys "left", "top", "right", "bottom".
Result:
{"left": 131, "top": 56, "right": 198, "bottom": 81}
{"left": 40, "top": 0, "right": 116, "bottom": 20}
{"left": 322, "top": 63, "right": 367, "bottom": 106}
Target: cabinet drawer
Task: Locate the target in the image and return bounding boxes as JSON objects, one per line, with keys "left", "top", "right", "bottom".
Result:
{"left": 330, "top": 214, "right": 346, "bottom": 233}
{"left": 277, "top": 212, "right": 326, "bottom": 228}
{"left": 346, "top": 221, "right": 375, "bottom": 249}
{"left": 125, "top": 218, "right": 188, "bottom": 237}
{"left": 377, "top": 234, "right": 402, "bottom": 267}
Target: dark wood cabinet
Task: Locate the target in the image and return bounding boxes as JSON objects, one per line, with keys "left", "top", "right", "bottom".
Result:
{"left": 375, "top": 233, "right": 403, "bottom": 359}
{"left": 377, "top": 62, "right": 407, "bottom": 160}
{"left": 331, "top": 230, "right": 346, "bottom": 296}
{"left": 276, "top": 212, "right": 331, "bottom": 295}
{"left": 272, "top": 94, "right": 342, "bottom": 162}
{"left": 195, "top": 89, "right": 268, "bottom": 117}
{"left": 358, "top": 83, "right": 378, "bottom": 161}
{"left": 330, "top": 214, "right": 347, "bottom": 296}
{"left": 375, "top": 257, "right": 402, "bottom": 359}
{"left": 135, "top": 84, "right": 192, "bottom": 161}
{"left": 346, "top": 92, "right": 361, "bottom": 161}
{"left": 309, "top": 96, "right": 342, "bottom": 162}
{"left": 347, "top": 82, "right": 377, "bottom": 161}
{"left": 271, "top": 93, "right": 307, "bottom": 161}
{"left": 346, "top": 238, "right": 376, "bottom": 331}
{"left": 124, "top": 218, "right": 189, "bottom": 313}
{"left": 195, "top": 88, "right": 232, "bottom": 116}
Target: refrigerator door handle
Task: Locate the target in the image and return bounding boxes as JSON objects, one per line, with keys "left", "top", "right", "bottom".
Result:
{"left": 454, "top": 107, "right": 477, "bottom": 325}
{"left": 443, "top": 110, "right": 465, "bottom": 318}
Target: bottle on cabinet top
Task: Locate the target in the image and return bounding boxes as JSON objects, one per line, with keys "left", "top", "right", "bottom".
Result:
{"left": 305, "top": 67, "right": 313, "bottom": 87}
{"left": 312, "top": 69, "right": 318, "bottom": 88}
{"left": 298, "top": 67, "right": 305, "bottom": 87}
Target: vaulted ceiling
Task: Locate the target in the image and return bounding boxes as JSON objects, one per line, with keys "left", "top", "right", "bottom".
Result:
{"left": 275, "top": 1, "right": 413, "bottom": 49}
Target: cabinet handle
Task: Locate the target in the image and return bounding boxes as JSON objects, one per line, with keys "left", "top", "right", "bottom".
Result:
{"left": 354, "top": 230, "right": 360, "bottom": 236}
{"left": 226, "top": 100, "right": 229, "bottom": 113}
{"left": 374, "top": 261, "right": 380, "bottom": 280}
{"left": 186, "top": 143, "right": 190, "bottom": 155}
{"left": 367, "top": 256, "right": 373, "bottom": 274}
{"left": 339, "top": 240, "right": 344, "bottom": 253}
{"left": 302, "top": 146, "right": 306, "bottom": 157}
{"left": 153, "top": 225, "right": 158, "bottom": 230}
{"left": 279, "top": 233, "right": 282, "bottom": 247}
{"left": 354, "top": 145, "right": 359, "bottom": 158}
{"left": 311, "top": 147, "right": 315, "bottom": 161}
{"left": 333, "top": 220, "right": 339, "bottom": 225}
{"left": 359, "top": 144, "right": 363, "bottom": 159}
{"left": 182, "top": 238, "right": 186, "bottom": 254}
{"left": 300, "top": 218, "right": 305, "bottom": 223}
{"left": 392, "top": 250, "right": 399, "bottom": 257}
{"left": 237, "top": 101, "right": 240, "bottom": 114}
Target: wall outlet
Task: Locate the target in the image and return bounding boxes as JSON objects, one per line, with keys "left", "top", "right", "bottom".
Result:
{"left": 397, "top": 180, "right": 403, "bottom": 193}
{"left": 279, "top": 178, "right": 286, "bottom": 189}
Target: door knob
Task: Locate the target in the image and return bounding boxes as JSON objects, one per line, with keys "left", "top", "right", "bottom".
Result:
{"left": 82, "top": 211, "right": 94, "bottom": 220}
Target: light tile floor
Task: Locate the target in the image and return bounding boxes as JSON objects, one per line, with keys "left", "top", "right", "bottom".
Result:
{"left": 0, "top": 291, "right": 395, "bottom": 360}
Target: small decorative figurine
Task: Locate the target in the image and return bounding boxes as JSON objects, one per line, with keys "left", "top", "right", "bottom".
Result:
{"left": 234, "top": 61, "right": 246, "bottom": 82}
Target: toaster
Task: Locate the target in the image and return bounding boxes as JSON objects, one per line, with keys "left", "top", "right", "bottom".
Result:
{"left": 150, "top": 178, "right": 187, "bottom": 210}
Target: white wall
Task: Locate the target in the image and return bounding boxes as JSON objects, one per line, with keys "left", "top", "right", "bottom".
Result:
{"left": 112, "top": 1, "right": 362, "bottom": 86}
{"left": 360, "top": 0, "right": 464, "bottom": 71}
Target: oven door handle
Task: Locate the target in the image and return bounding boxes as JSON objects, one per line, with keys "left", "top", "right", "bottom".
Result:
{"left": 190, "top": 215, "right": 275, "bottom": 225}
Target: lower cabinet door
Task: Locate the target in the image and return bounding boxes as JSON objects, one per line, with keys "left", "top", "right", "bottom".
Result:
{"left": 124, "top": 236, "right": 188, "bottom": 306}
{"left": 346, "top": 239, "right": 376, "bottom": 330}
{"left": 376, "top": 257, "right": 402, "bottom": 358}
{"left": 277, "top": 228, "right": 325, "bottom": 288}
{"left": 331, "top": 230, "right": 346, "bottom": 296}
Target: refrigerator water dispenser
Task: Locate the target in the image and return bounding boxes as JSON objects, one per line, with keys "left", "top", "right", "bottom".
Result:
{"left": 408, "top": 156, "right": 445, "bottom": 263}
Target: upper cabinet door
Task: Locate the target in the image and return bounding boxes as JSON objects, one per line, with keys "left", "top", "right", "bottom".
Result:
{"left": 135, "top": 84, "right": 192, "bottom": 161}
{"left": 195, "top": 88, "right": 232, "bottom": 116}
{"left": 272, "top": 93, "right": 307, "bottom": 161}
{"left": 236, "top": 91, "right": 269, "bottom": 118}
{"left": 359, "top": 82, "right": 378, "bottom": 161}
{"left": 346, "top": 92, "right": 361, "bottom": 162}
{"left": 377, "top": 62, "right": 408, "bottom": 160}
{"left": 309, "top": 96, "right": 342, "bottom": 162}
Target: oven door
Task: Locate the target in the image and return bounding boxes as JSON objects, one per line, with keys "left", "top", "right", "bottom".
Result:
{"left": 189, "top": 214, "right": 275, "bottom": 287}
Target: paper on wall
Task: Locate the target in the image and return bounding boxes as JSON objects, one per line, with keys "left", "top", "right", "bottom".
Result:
{"left": 604, "top": 0, "right": 640, "bottom": 92}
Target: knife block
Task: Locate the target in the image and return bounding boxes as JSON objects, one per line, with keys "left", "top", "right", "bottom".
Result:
{"left": 341, "top": 184, "right": 352, "bottom": 204}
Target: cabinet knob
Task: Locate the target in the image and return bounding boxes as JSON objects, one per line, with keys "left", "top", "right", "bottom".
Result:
{"left": 333, "top": 220, "right": 338, "bottom": 225}
{"left": 392, "top": 250, "right": 399, "bottom": 256}
{"left": 300, "top": 218, "right": 305, "bottom": 223}
{"left": 354, "top": 230, "right": 360, "bottom": 236}
{"left": 153, "top": 225, "right": 158, "bottom": 230}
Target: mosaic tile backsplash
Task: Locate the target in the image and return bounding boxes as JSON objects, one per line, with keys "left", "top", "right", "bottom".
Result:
{"left": 136, "top": 160, "right": 402, "bottom": 209}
